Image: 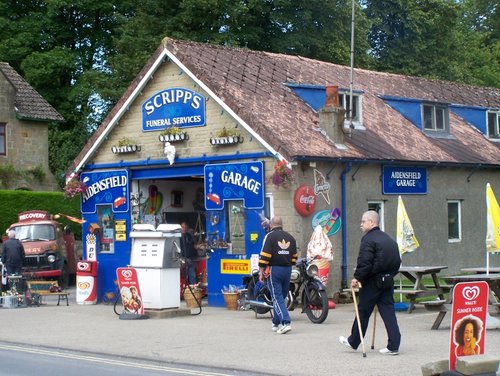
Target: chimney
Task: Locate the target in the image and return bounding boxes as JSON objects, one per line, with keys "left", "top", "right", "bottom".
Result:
{"left": 319, "top": 85, "right": 347, "bottom": 147}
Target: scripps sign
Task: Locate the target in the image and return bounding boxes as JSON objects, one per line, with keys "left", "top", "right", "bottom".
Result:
{"left": 141, "top": 88, "right": 206, "bottom": 131}
{"left": 81, "top": 170, "right": 129, "bottom": 214}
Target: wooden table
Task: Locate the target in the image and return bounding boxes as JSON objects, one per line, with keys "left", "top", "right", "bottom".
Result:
{"left": 395, "top": 265, "right": 449, "bottom": 313}
{"left": 460, "top": 267, "right": 500, "bottom": 274}
{"left": 425, "top": 273, "right": 500, "bottom": 330}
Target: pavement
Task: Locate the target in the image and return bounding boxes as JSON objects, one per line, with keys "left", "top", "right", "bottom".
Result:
{"left": 1, "top": 289, "right": 499, "bottom": 376}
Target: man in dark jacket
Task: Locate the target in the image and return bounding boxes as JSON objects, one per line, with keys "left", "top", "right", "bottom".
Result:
{"left": 180, "top": 222, "right": 197, "bottom": 285}
{"left": 2, "top": 230, "right": 25, "bottom": 275}
{"left": 339, "top": 210, "right": 401, "bottom": 355}
{"left": 258, "top": 216, "right": 298, "bottom": 335}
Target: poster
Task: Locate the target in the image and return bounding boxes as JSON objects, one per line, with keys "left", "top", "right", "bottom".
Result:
{"left": 449, "top": 281, "right": 488, "bottom": 370}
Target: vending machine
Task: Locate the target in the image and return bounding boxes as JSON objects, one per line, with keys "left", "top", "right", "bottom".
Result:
{"left": 129, "top": 223, "right": 181, "bottom": 309}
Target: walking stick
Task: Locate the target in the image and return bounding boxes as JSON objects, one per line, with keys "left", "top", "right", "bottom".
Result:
{"left": 351, "top": 283, "right": 366, "bottom": 358}
{"left": 371, "top": 307, "right": 377, "bottom": 350}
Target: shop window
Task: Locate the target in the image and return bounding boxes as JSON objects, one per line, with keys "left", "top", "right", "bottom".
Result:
{"left": 367, "top": 201, "right": 384, "bottom": 231}
{"left": 0, "top": 123, "right": 5, "bottom": 155}
{"left": 98, "top": 205, "right": 115, "bottom": 253}
{"left": 225, "top": 200, "right": 245, "bottom": 255}
{"left": 487, "top": 111, "right": 500, "bottom": 139}
{"left": 448, "top": 200, "right": 461, "bottom": 242}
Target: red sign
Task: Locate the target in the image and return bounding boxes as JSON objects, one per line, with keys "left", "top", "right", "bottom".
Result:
{"left": 294, "top": 184, "right": 316, "bottom": 217}
{"left": 449, "top": 281, "right": 489, "bottom": 370}
{"left": 116, "top": 267, "right": 144, "bottom": 315}
{"left": 18, "top": 210, "right": 50, "bottom": 222}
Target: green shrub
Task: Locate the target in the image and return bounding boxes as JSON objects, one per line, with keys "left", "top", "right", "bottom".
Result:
{"left": 0, "top": 190, "right": 82, "bottom": 239}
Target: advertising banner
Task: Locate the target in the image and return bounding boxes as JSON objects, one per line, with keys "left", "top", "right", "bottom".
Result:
{"left": 382, "top": 166, "right": 427, "bottom": 194}
{"left": 141, "top": 88, "right": 206, "bottom": 131}
{"left": 449, "top": 281, "right": 489, "bottom": 370}
{"left": 116, "top": 267, "right": 144, "bottom": 315}
{"left": 204, "top": 161, "right": 265, "bottom": 210}
{"left": 81, "top": 170, "right": 129, "bottom": 214}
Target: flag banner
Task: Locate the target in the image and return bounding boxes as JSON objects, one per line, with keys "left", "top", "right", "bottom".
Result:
{"left": 486, "top": 183, "right": 500, "bottom": 253}
{"left": 397, "top": 195, "right": 419, "bottom": 255}
{"left": 58, "top": 213, "right": 86, "bottom": 224}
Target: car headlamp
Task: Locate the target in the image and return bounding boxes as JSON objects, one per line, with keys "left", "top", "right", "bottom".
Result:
{"left": 47, "top": 255, "right": 56, "bottom": 263}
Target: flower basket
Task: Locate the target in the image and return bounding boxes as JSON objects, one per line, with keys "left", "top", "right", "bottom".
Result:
{"left": 63, "top": 175, "right": 87, "bottom": 199}
{"left": 223, "top": 292, "right": 239, "bottom": 310}
{"left": 183, "top": 289, "right": 203, "bottom": 308}
{"left": 270, "top": 160, "right": 295, "bottom": 188}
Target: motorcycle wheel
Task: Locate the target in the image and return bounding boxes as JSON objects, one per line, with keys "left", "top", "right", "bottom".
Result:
{"left": 246, "top": 275, "right": 272, "bottom": 314}
{"left": 302, "top": 284, "right": 329, "bottom": 324}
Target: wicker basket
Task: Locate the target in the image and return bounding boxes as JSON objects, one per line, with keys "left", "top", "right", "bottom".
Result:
{"left": 223, "top": 292, "right": 239, "bottom": 310}
{"left": 183, "top": 289, "right": 203, "bottom": 308}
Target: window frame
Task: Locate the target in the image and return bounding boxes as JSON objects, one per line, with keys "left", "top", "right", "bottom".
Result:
{"left": 422, "top": 103, "right": 449, "bottom": 135}
{"left": 447, "top": 200, "right": 461, "bottom": 243}
{"left": 367, "top": 201, "right": 384, "bottom": 231}
{"left": 487, "top": 111, "right": 500, "bottom": 140}
{"left": 339, "top": 92, "right": 363, "bottom": 129}
{"left": 0, "top": 123, "right": 6, "bottom": 155}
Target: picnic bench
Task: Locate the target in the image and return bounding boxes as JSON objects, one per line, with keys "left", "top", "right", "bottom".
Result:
{"left": 395, "top": 266, "right": 450, "bottom": 313}
{"left": 27, "top": 280, "right": 70, "bottom": 306}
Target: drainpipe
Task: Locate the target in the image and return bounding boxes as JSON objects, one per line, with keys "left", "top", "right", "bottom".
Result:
{"left": 340, "top": 162, "right": 352, "bottom": 289}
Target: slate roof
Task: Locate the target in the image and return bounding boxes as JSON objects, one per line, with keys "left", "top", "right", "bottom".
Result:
{"left": 0, "top": 62, "right": 64, "bottom": 122}
{"left": 69, "top": 38, "right": 500, "bottom": 175}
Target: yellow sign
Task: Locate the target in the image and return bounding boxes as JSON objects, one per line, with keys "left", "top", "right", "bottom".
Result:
{"left": 220, "top": 259, "right": 251, "bottom": 274}
{"left": 115, "top": 233, "right": 126, "bottom": 241}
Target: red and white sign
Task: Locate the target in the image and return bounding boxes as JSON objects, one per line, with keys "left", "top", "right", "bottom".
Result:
{"left": 116, "top": 267, "right": 144, "bottom": 315}
{"left": 294, "top": 184, "right": 316, "bottom": 217}
{"left": 449, "top": 281, "right": 489, "bottom": 370}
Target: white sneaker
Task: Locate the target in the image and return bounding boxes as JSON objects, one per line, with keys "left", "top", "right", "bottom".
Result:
{"left": 272, "top": 324, "right": 279, "bottom": 332}
{"left": 379, "top": 348, "right": 399, "bottom": 355}
{"left": 277, "top": 324, "right": 291, "bottom": 334}
{"left": 338, "top": 336, "right": 353, "bottom": 349}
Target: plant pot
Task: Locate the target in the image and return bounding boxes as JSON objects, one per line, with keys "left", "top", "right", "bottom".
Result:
{"left": 223, "top": 292, "right": 239, "bottom": 310}
{"left": 183, "top": 289, "right": 203, "bottom": 308}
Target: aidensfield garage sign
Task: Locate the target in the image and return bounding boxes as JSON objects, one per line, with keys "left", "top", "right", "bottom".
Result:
{"left": 382, "top": 166, "right": 427, "bottom": 195}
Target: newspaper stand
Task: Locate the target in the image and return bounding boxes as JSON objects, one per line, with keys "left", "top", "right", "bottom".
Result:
{"left": 129, "top": 224, "right": 181, "bottom": 309}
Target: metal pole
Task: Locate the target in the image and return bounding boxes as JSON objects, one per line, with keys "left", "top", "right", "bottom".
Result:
{"left": 349, "top": 0, "right": 355, "bottom": 129}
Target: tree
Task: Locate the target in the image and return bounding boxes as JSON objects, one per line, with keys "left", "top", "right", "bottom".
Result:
{"left": 363, "top": 0, "right": 499, "bottom": 87}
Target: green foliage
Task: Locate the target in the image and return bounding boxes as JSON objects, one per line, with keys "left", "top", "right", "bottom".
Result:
{"left": 0, "top": 164, "right": 45, "bottom": 189}
{"left": 0, "top": 190, "right": 82, "bottom": 239}
{"left": 0, "top": 0, "right": 497, "bottom": 188}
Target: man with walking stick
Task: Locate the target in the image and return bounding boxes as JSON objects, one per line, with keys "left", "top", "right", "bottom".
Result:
{"left": 339, "top": 210, "right": 401, "bottom": 355}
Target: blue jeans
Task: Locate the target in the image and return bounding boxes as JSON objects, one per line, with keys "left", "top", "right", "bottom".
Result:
{"left": 185, "top": 258, "right": 197, "bottom": 285}
{"left": 268, "top": 265, "right": 291, "bottom": 326}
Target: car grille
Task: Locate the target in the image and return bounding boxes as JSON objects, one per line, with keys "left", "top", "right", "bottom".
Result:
{"left": 24, "top": 255, "right": 51, "bottom": 269}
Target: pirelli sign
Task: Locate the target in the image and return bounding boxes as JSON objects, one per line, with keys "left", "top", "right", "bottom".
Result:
{"left": 220, "top": 259, "right": 251, "bottom": 274}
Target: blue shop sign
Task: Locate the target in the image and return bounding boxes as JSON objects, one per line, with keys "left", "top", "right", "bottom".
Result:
{"left": 141, "top": 88, "right": 205, "bottom": 131}
{"left": 204, "top": 162, "right": 265, "bottom": 210}
{"left": 81, "top": 170, "right": 129, "bottom": 214}
{"left": 382, "top": 166, "right": 427, "bottom": 195}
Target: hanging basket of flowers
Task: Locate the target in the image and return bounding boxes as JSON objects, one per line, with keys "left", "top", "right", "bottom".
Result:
{"left": 270, "top": 160, "right": 295, "bottom": 189}
{"left": 63, "top": 175, "right": 87, "bottom": 199}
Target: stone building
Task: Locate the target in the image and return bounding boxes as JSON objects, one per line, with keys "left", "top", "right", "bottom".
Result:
{"left": 68, "top": 38, "right": 500, "bottom": 302}
{"left": 0, "top": 62, "right": 63, "bottom": 191}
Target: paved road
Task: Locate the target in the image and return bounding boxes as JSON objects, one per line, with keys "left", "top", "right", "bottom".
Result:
{"left": 0, "top": 292, "right": 499, "bottom": 376}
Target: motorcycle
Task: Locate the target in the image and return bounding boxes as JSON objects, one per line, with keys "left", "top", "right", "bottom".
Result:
{"left": 242, "top": 257, "right": 329, "bottom": 324}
